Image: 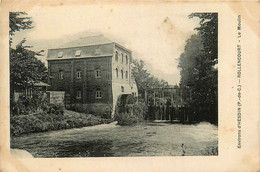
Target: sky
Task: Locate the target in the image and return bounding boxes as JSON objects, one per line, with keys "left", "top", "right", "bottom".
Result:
{"left": 12, "top": 4, "right": 200, "bottom": 85}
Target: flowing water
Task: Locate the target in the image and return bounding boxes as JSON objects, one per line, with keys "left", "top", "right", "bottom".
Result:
{"left": 11, "top": 122, "right": 218, "bottom": 157}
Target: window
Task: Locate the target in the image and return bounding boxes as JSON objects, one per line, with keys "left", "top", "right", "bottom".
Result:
{"left": 121, "top": 86, "right": 124, "bottom": 92}
{"left": 125, "top": 71, "right": 128, "bottom": 79}
{"left": 76, "top": 70, "right": 81, "bottom": 79}
{"left": 121, "top": 53, "right": 124, "bottom": 63}
{"left": 96, "top": 68, "right": 101, "bottom": 78}
{"left": 96, "top": 89, "right": 102, "bottom": 98}
{"left": 116, "top": 68, "right": 118, "bottom": 78}
{"left": 59, "top": 70, "right": 64, "bottom": 79}
{"left": 115, "top": 51, "right": 118, "bottom": 61}
{"left": 95, "top": 48, "right": 101, "bottom": 55}
{"left": 76, "top": 91, "right": 82, "bottom": 99}
{"left": 75, "top": 50, "right": 81, "bottom": 57}
{"left": 58, "top": 51, "right": 63, "bottom": 58}
{"left": 126, "top": 55, "right": 128, "bottom": 64}
{"left": 121, "top": 70, "right": 124, "bottom": 79}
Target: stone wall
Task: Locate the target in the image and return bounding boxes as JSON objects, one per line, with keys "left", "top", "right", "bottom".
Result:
{"left": 46, "top": 91, "right": 65, "bottom": 104}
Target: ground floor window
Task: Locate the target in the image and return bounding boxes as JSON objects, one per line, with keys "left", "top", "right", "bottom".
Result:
{"left": 96, "top": 90, "right": 102, "bottom": 99}
{"left": 76, "top": 91, "right": 82, "bottom": 99}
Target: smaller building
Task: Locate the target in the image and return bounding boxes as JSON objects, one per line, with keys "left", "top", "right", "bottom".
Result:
{"left": 13, "top": 81, "right": 50, "bottom": 102}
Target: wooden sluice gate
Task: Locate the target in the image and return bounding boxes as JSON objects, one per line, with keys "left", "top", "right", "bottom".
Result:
{"left": 144, "top": 86, "right": 191, "bottom": 122}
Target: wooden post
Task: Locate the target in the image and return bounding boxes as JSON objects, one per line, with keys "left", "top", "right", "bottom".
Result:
{"left": 180, "top": 88, "right": 183, "bottom": 103}
{"left": 153, "top": 91, "right": 156, "bottom": 106}
{"left": 145, "top": 90, "right": 147, "bottom": 104}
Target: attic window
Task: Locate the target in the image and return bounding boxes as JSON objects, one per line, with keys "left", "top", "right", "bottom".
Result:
{"left": 58, "top": 51, "right": 63, "bottom": 58}
{"left": 95, "top": 48, "right": 101, "bottom": 55}
{"left": 75, "top": 50, "right": 81, "bottom": 57}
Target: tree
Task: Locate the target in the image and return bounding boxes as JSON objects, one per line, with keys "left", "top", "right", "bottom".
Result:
{"left": 9, "top": 12, "right": 47, "bottom": 101}
{"left": 10, "top": 40, "right": 47, "bottom": 91}
{"left": 9, "top": 12, "right": 33, "bottom": 46}
{"left": 178, "top": 13, "right": 218, "bottom": 124}
{"left": 132, "top": 59, "right": 169, "bottom": 99}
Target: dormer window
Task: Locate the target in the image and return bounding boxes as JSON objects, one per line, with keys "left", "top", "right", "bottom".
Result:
{"left": 58, "top": 51, "right": 63, "bottom": 58}
{"left": 75, "top": 50, "right": 81, "bottom": 57}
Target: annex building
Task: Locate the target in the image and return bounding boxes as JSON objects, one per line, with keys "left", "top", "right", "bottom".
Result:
{"left": 47, "top": 35, "right": 138, "bottom": 118}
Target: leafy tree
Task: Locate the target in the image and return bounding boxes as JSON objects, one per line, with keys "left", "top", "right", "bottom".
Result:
{"left": 9, "top": 12, "right": 47, "bottom": 101}
{"left": 10, "top": 40, "right": 47, "bottom": 91}
{"left": 9, "top": 12, "right": 33, "bottom": 46}
{"left": 178, "top": 13, "right": 218, "bottom": 124}
{"left": 132, "top": 59, "right": 168, "bottom": 99}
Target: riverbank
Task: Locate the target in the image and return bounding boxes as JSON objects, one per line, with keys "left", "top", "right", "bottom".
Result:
{"left": 10, "top": 110, "right": 113, "bottom": 137}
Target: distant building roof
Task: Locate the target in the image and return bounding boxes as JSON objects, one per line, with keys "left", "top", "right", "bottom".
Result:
{"left": 61, "top": 35, "right": 113, "bottom": 48}
{"left": 34, "top": 81, "right": 50, "bottom": 87}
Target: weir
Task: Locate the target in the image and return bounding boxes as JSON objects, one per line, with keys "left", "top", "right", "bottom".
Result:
{"left": 145, "top": 86, "right": 191, "bottom": 122}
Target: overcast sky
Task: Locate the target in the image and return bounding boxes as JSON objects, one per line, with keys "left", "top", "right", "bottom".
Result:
{"left": 12, "top": 4, "right": 200, "bottom": 85}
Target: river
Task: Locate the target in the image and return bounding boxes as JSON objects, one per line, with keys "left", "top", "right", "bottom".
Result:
{"left": 11, "top": 122, "right": 218, "bottom": 157}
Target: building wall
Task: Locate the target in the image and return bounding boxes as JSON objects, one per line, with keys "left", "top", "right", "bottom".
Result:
{"left": 47, "top": 42, "right": 138, "bottom": 118}
{"left": 48, "top": 56, "right": 113, "bottom": 116}
{"left": 110, "top": 44, "right": 138, "bottom": 117}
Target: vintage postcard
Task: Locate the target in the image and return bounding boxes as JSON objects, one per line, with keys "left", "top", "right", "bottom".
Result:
{"left": 0, "top": 1, "right": 259, "bottom": 172}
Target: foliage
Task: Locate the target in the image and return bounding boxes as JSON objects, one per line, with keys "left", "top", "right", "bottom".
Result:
{"left": 9, "top": 12, "right": 33, "bottom": 46}
{"left": 115, "top": 100, "right": 148, "bottom": 126}
{"left": 11, "top": 93, "right": 64, "bottom": 116}
{"left": 10, "top": 110, "right": 112, "bottom": 136}
{"left": 114, "top": 112, "right": 141, "bottom": 126}
{"left": 9, "top": 12, "right": 47, "bottom": 103}
{"left": 132, "top": 59, "right": 169, "bottom": 99}
{"left": 10, "top": 41, "right": 47, "bottom": 94}
{"left": 178, "top": 13, "right": 218, "bottom": 124}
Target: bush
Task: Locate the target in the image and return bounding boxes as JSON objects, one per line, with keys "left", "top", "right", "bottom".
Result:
{"left": 10, "top": 110, "right": 112, "bottom": 136}
{"left": 115, "top": 100, "right": 148, "bottom": 126}
{"left": 11, "top": 93, "right": 64, "bottom": 116}
{"left": 46, "top": 103, "right": 64, "bottom": 115}
{"left": 114, "top": 112, "right": 142, "bottom": 126}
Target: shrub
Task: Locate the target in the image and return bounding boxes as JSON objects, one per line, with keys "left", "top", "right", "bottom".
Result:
{"left": 115, "top": 100, "right": 148, "bottom": 126}
{"left": 11, "top": 93, "right": 64, "bottom": 116}
{"left": 46, "top": 103, "right": 64, "bottom": 115}
{"left": 10, "top": 110, "right": 112, "bottom": 136}
{"left": 115, "top": 112, "right": 142, "bottom": 126}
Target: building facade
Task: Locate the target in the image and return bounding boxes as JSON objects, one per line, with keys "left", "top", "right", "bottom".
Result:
{"left": 47, "top": 35, "right": 138, "bottom": 118}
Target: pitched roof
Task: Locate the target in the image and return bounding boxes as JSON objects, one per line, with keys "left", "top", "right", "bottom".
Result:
{"left": 61, "top": 35, "right": 113, "bottom": 48}
{"left": 34, "top": 81, "right": 50, "bottom": 87}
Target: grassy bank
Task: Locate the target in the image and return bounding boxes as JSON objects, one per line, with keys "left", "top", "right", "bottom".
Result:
{"left": 11, "top": 110, "right": 113, "bottom": 137}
